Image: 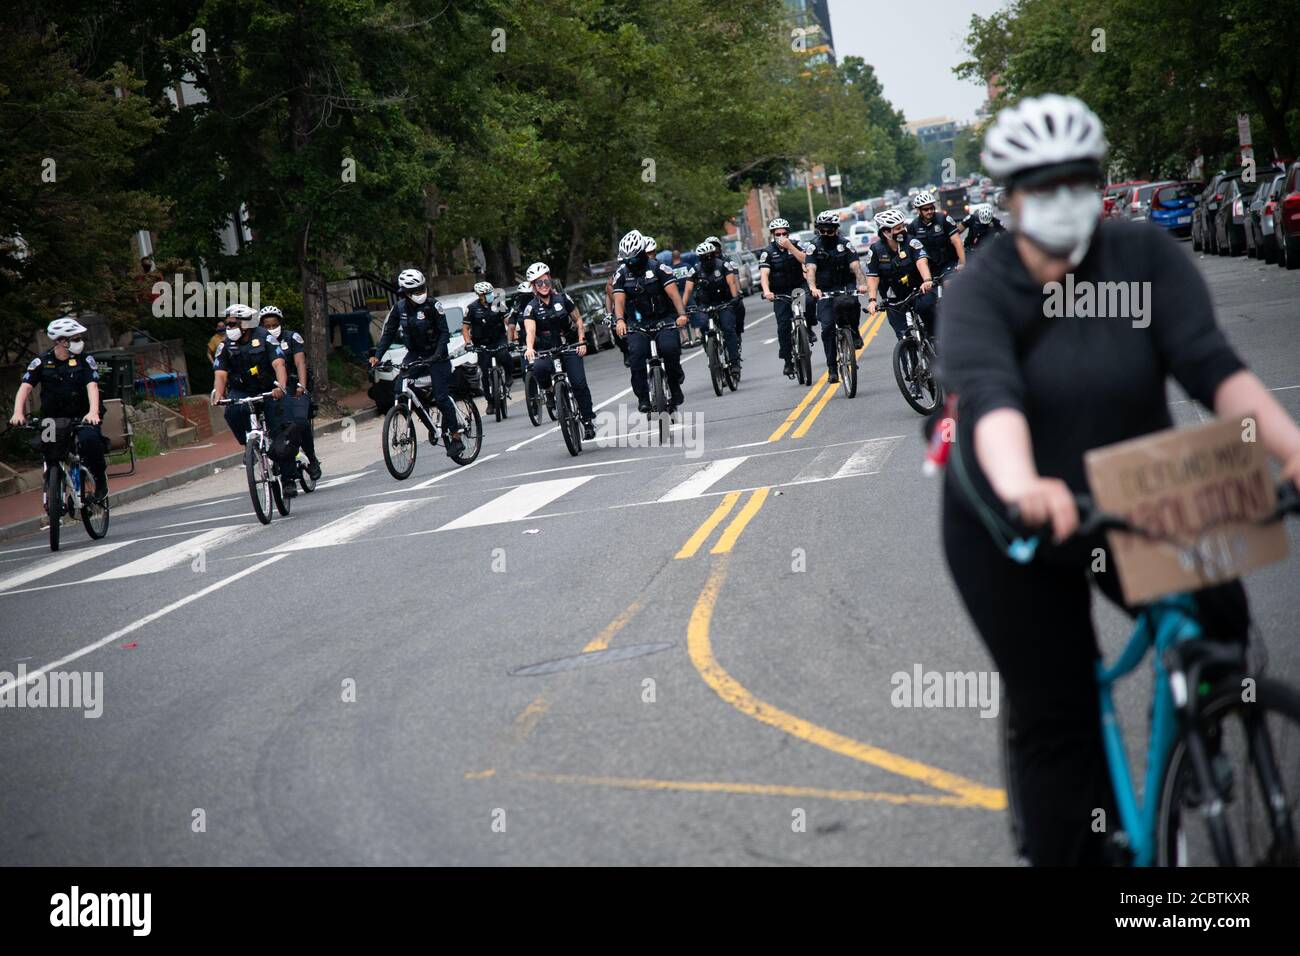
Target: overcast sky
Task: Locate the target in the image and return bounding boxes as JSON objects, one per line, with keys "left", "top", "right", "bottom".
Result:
{"left": 826, "top": 0, "right": 1008, "bottom": 124}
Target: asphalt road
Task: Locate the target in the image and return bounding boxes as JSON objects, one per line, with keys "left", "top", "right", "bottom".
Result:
{"left": 2, "top": 240, "right": 1298, "bottom": 865}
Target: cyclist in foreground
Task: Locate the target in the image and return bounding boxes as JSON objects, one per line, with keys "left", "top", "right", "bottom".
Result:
{"left": 939, "top": 94, "right": 1300, "bottom": 866}
{"left": 520, "top": 262, "right": 597, "bottom": 441}
{"left": 369, "top": 269, "right": 464, "bottom": 460}
{"left": 758, "top": 217, "right": 811, "bottom": 378}
{"left": 9, "top": 317, "right": 110, "bottom": 505}
{"left": 611, "top": 230, "right": 690, "bottom": 412}
{"left": 805, "top": 210, "right": 868, "bottom": 383}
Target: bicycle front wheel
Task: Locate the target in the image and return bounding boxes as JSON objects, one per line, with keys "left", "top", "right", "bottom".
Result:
{"left": 382, "top": 404, "right": 417, "bottom": 480}
{"left": 297, "top": 452, "right": 317, "bottom": 493}
{"left": 1157, "top": 676, "right": 1300, "bottom": 866}
{"left": 525, "top": 371, "right": 543, "bottom": 426}
{"left": 272, "top": 470, "right": 290, "bottom": 516}
{"left": 80, "top": 467, "right": 109, "bottom": 539}
{"left": 794, "top": 323, "right": 812, "bottom": 386}
{"left": 246, "top": 443, "right": 273, "bottom": 524}
{"left": 450, "top": 399, "right": 482, "bottom": 465}
{"left": 706, "top": 337, "right": 724, "bottom": 397}
{"left": 556, "top": 380, "right": 582, "bottom": 457}
{"left": 838, "top": 329, "right": 858, "bottom": 399}
{"left": 492, "top": 366, "right": 504, "bottom": 422}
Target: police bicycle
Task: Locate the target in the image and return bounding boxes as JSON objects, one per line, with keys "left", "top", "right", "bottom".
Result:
{"left": 374, "top": 360, "right": 482, "bottom": 480}
{"left": 884, "top": 275, "right": 947, "bottom": 415}
{"left": 519, "top": 345, "right": 550, "bottom": 427}
{"left": 630, "top": 318, "right": 681, "bottom": 444}
{"left": 771, "top": 292, "right": 814, "bottom": 386}
{"left": 531, "top": 344, "right": 588, "bottom": 457}
{"left": 14, "top": 419, "right": 110, "bottom": 551}
{"left": 687, "top": 304, "right": 739, "bottom": 397}
{"left": 817, "top": 289, "right": 865, "bottom": 399}
{"left": 216, "top": 392, "right": 293, "bottom": 523}
{"left": 468, "top": 344, "right": 511, "bottom": 423}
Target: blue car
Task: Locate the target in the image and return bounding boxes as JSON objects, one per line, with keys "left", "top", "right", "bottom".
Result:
{"left": 1147, "top": 180, "right": 1200, "bottom": 237}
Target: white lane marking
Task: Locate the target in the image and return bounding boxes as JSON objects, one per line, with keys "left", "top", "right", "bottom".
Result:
{"left": 0, "top": 554, "right": 288, "bottom": 696}
{"left": 495, "top": 457, "right": 641, "bottom": 480}
{"left": 177, "top": 497, "right": 242, "bottom": 511}
{"left": 833, "top": 436, "right": 902, "bottom": 478}
{"left": 726, "top": 439, "right": 779, "bottom": 450}
{"left": 763, "top": 337, "right": 778, "bottom": 345}
{"left": 159, "top": 513, "right": 257, "bottom": 529}
{"left": 0, "top": 543, "right": 53, "bottom": 557}
{"left": 411, "top": 453, "right": 499, "bottom": 489}
{"left": 435, "top": 476, "right": 596, "bottom": 531}
{"left": 83, "top": 526, "right": 258, "bottom": 582}
{"left": 312, "top": 470, "right": 373, "bottom": 490}
{"left": 258, "top": 501, "right": 418, "bottom": 553}
{"left": 0, "top": 541, "right": 136, "bottom": 594}
{"left": 657, "top": 457, "right": 749, "bottom": 502}
{"left": 793, "top": 445, "right": 857, "bottom": 483}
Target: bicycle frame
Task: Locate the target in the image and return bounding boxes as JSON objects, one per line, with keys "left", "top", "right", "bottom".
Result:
{"left": 395, "top": 364, "right": 465, "bottom": 436}
{"left": 1097, "top": 594, "right": 1203, "bottom": 866}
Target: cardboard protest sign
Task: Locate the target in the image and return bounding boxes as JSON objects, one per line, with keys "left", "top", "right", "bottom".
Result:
{"left": 1084, "top": 417, "right": 1289, "bottom": 605}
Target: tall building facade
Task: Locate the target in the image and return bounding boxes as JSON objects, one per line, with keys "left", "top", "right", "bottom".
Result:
{"left": 786, "top": 0, "right": 835, "bottom": 68}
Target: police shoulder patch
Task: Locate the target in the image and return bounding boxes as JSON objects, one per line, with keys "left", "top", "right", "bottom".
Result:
{"left": 908, "top": 238, "right": 925, "bottom": 251}
{"left": 26, "top": 357, "right": 41, "bottom": 370}
{"left": 434, "top": 301, "right": 445, "bottom": 314}
{"left": 758, "top": 252, "right": 768, "bottom": 262}
{"left": 85, "top": 355, "right": 98, "bottom": 369}
{"left": 862, "top": 247, "right": 873, "bottom": 264}
{"left": 292, "top": 332, "right": 304, "bottom": 344}
{"left": 800, "top": 242, "right": 816, "bottom": 254}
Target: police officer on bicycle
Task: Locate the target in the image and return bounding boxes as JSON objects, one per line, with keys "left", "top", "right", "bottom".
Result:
{"left": 907, "top": 190, "right": 965, "bottom": 277}
{"left": 521, "top": 262, "right": 597, "bottom": 440}
{"left": 369, "top": 268, "right": 464, "bottom": 460}
{"left": 684, "top": 240, "right": 742, "bottom": 378}
{"left": 463, "top": 281, "right": 513, "bottom": 416}
{"left": 258, "top": 305, "right": 321, "bottom": 482}
{"left": 805, "top": 210, "right": 869, "bottom": 383}
{"left": 9, "top": 317, "right": 110, "bottom": 504}
{"left": 211, "top": 304, "right": 302, "bottom": 494}
{"left": 612, "top": 230, "right": 691, "bottom": 412}
{"left": 758, "top": 218, "right": 812, "bottom": 378}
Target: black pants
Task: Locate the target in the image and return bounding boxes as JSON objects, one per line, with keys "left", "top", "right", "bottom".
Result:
{"left": 39, "top": 422, "right": 107, "bottom": 491}
{"left": 477, "top": 339, "right": 513, "bottom": 395}
{"left": 268, "top": 393, "right": 310, "bottom": 480}
{"left": 395, "top": 358, "right": 458, "bottom": 434}
{"left": 627, "top": 324, "right": 684, "bottom": 404}
{"left": 530, "top": 350, "right": 594, "bottom": 420}
{"left": 772, "top": 292, "right": 814, "bottom": 362}
{"left": 885, "top": 292, "right": 938, "bottom": 341}
{"left": 941, "top": 489, "right": 1250, "bottom": 865}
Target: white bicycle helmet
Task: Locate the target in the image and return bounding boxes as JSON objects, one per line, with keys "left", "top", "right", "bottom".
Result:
{"left": 705, "top": 235, "right": 721, "bottom": 249}
{"left": 515, "top": 281, "right": 532, "bottom": 295}
{"left": 222, "top": 303, "right": 258, "bottom": 321}
{"left": 473, "top": 281, "right": 493, "bottom": 296}
{"left": 815, "top": 210, "right": 840, "bottom": 227}
{"left": 257, "top": 305, "right": 283, "bottom": 321}
{"left": 644, "top": 236, "right": 658, "bottom": 254}
{"left": 912, "top": 190, "right": 937, "bottom": 209}
{"left": 694, "top": 241, "right": 718, "bottom": 257}
{"left": 981, "top": 94, "right": 1107, "bottom": 186}
{"left": 874, "top": 209, "right": 906, "bottom": 230}
{"left": 525, "top": 261, "right": 551, "bottom": 283}
{"left": 768, "top": 218, "right": 790, "bottom": 232}
{"left": 618, "top": 230, "right": 647, "bottom": 260}
{"left": 396, "top": 268, "right": 426, "bottom": 291}
{"left": 46, "top": 316, "right": 87, "bottom": 340}
{"left": 976, "top": 204, "right": 995, "bottom": 224}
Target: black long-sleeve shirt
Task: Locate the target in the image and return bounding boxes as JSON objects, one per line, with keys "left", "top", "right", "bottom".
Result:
{"left": 940, "top": 221, "right": 1245, "bottom": 507}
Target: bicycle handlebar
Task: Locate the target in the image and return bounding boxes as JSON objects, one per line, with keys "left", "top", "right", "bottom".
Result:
{"left": 216, "top": 390, "right": 278, "bottom": 406}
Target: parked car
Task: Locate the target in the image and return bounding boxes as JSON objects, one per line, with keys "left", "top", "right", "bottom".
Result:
{"left": 791, "top": 229, "right": 816, "bottom": 248}
{"left": 847, "top": 219, "right": 878, "bottom": 255}
{"left": 1245, "top": 171, "right": 1287, "bottom": 261}
{"left": 1192, "top": 170, "right": 1241, "bottom": 254}
{"left": 1270, "top": 160, "right": 1300, "bottom": 270}
{"left": 1103, "top": 180, "right": 1147, "bottom": 220}
{"left": 369, "top": 289, "right": 493, "bottom": 412}
{"left": 726, "top": 253, "right": 753, "bottom": 296}
{"left": 1118, "top": 181, "right": 1175, "bottom": 223}
{"left": 1213, "top": 177, "right": 1260, "bottom": 256}
{"left": 739, "top": 250, "right": 760, "bottom": 290}
{"left": 1147, "top": 181, "right": 1200, "bottom": 236}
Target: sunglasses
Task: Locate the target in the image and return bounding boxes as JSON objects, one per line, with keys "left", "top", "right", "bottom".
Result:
{"left": 533, "top": 277, "right": 552, "bottom": 286}
{"left": 773, "top": 231, "right": 790, "bottom": 237}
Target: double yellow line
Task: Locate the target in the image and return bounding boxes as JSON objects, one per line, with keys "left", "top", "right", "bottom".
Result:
{"left": 767, "top": 310, "right": 887, "bottom": 442}
{"left": 675, "top": 487, "right": 771, "bottom": 559}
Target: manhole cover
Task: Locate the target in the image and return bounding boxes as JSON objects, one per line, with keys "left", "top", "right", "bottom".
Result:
{"left": 510, "top": 642, "right": 674, "bottom": 677}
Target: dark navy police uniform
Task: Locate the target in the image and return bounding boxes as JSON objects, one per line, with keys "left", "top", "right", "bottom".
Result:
{"left": 375, "top": 298, "right": 458, "bottom": 433}
{"left": 522, "top": 291, "right": 595, "bottom": 420}
{"left": 806, "top": 234, "right": 861, "bottom": 370}
{"left": 612, "top": 255, "right": 685, "bottom": 404}
{"left": 864, "top": 235, "right": 938, "bottom": 339}
{"left": 21, "top": 349, "right": 108, "bottom": 491}
{"left": 758, "top": 240, "right": 810, "bottom": 362}
{"left": 688, "top": 256, "right": 740, "bottom": 365}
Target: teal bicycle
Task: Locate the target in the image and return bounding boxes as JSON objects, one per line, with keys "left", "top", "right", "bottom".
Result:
{"left": 1000, "top": 482, "right": 1300, "bottom": 866}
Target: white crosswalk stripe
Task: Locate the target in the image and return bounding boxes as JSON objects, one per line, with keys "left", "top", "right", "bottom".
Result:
{"left": 0, "top": 540, "right": 135, "bottom": 593}
{"left": 83, "top": 526, "right": 258, "bottom": 582}
{"left": 657, "top": 457, "right": 749, "bottom": 502}
{"left": 833, "top": 437, "right": 902, "bottom": 478}
{"left": 434, "top": 476, "right": 595, "bottom": 531}
{"left": 258, "top": 501, "right": 418, "bottom": 553}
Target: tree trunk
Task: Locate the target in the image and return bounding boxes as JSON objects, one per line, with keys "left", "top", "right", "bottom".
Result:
{"left": 482, "top": 237, "right": 513, "bottom": 286}
{"left": 1243, "top": 70, "right": 1295, "bottom": 158}
{"left": 564, "top": 211, "right": 588, "bottom": 285}
{"left": 299, "top": 248, "right": 328, "bottom": 391}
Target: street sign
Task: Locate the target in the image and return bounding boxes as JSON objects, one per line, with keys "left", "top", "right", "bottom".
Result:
{"left": 1237, "top": 112, "right": 1253, "bottom": 147}
{"left": 828, "top": 174, "right": 842, "bottom": 188}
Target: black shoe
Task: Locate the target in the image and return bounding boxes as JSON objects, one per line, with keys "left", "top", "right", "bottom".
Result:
{"left": 283, "top": 480, "right": 298, "bottom": 498}
{"left": 670, "top": 390, "right": 685, "bottom": 407}
{"left": 808, "top": 329, "right": 817, "bottom": 345}
{"left": 447, "top": 437, "right": 465, "bottom": 459}
{"left": 307, "top": 460, "right": 322, "bottom": 481}
{"left": 827, "top": 372, "right": 839, "bottom": 384}
{"left": 90, "top": 486, "right": 109, "bottom": 505}
{"left": 852, "top": 329, "right": 864, "bottom": 349}
{"left": 783, "top": 361, "right": 795, "bottom": 377}
{"left": 582, "top": 420, "right": 596, "bottom": 441}
{"left": 637, "top": 401, "right": 651, "bottom": 413}
{"left": 624, "top": 357, "right": 631, "bottom": 368}
{"left": 675, "top": 369, "right": 685, "bottom": 386}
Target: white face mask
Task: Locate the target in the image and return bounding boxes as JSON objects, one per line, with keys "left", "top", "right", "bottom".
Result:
{"left": 1017, "top": 184, "right": 1102, "bottom": 265}
{"left": 226, "top": 327, "right": 242, "bottom": 342}
{"left": 409, "top": 292, "right": 428, "bottom": 305}
{"left": 67, "top": 340, "right": 85, "bottom": 355}
{"left": 263, "top": 325, "right": 280, "bottom": 339}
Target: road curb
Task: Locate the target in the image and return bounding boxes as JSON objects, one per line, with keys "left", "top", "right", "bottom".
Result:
{"left": 0, "top": 405, "right": 377, "bottom": 544}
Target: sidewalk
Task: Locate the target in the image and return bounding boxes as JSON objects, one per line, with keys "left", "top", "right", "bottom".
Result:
{"left": 0, "top": 389, "right": 378, "bottom": 543}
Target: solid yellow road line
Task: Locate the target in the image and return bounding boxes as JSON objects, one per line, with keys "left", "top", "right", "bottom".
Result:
{"left": 583, "top": 599, "right": 645, "bottom": 653}
{"left": 464, "top": 769, "right": 497, "bottom": 780}
{"left": 790, "top": 312, "right": 887, "bottom": 439}
{"left": 709, "top": 487, "right": 770, "bottom": 555}
{"left": 768, "top": 374, "right": 830, "bottom": 442}
{"left": 687, "top": 557, "right": 1006, "bottom": 810}
{"left": 675, "top": 491, "right": 742, "bottom": 559}
{"left": 512, "top": 771, "right": 978, "bottom": 807}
